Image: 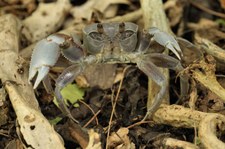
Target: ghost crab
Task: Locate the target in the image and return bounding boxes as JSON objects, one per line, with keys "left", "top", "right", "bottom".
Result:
{"left": 29, "top": 22, "right": 189, "bottom": 123}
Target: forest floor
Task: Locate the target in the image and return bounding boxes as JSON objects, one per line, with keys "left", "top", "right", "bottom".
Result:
{"left": 1, "top": 0, "right": 225, "bottom": 148}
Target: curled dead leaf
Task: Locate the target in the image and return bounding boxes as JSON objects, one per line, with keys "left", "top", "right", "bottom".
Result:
{"left": 108, "top": 127, "right": 135, "bottom": 149}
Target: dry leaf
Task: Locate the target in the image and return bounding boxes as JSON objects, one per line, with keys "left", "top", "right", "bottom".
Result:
{"left": 220, "top": 0, "right": 225, "bottom": 9}
{"left": 164, "top": 0, "right": 185, "bottom": 27}
{"left": 86, "top": 129, "right": 102, "bottom": 149}
{"left": 22, "top": 0, "right": 71, "bottom": 42}
{"left": 70, "top": 0, "right": 130, "bottom": 22}
{"left": 108, "top": 128, "right": 135, "bottom": 149}
{"left": 188, "top": 19, "right": 225, "bottom": 43}
{"left": 93, "top": 0, "right": 130, "bottom": 13}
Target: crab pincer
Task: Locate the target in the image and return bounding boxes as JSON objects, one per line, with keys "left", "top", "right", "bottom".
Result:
{"left": 148, "top": 27, "right": 183, "bottom": 60}
{"left": 28, "top": 33, "right": 84, "bottom": 89}
{"left": 28, "top": 38, "right": 60, "bottom": 89}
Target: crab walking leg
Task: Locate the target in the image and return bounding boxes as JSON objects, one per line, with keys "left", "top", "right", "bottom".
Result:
{"left": 54, "top": 64, "right": 83, "bottom": 123}
{"left": 148, "top": 53, "right": 189, "bottom": 99}
{"left": 42, "top": 75, "right": 54, "bottom": 94}
{"left": 137, "top": 59, "right": 167, "bottom": 121}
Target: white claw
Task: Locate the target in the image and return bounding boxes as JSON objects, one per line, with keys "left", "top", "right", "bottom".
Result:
{"left": 149, "top": 27, "right": 182, "bottom": 60}
{"left": 29, "top": 38, "right": 61, "bottom": 89}
{"left": 33, "top": 66, "right": 50, "bottom": 89}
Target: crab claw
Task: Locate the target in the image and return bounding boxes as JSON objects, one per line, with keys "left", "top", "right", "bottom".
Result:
{"left": 29, "top": 34, "right": 69, "bottom": 89}
{"left": 148, "top": 27, "right": 182, "bottom": 60}
{"left": 29, "top": 33, "right": 85, "bottom": 89}
{"left": 28, "top": 38, "right": 61, "bottom": 89}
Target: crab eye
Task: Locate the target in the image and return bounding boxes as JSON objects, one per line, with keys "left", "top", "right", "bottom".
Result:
{"left": 89, "top": 32, "right": 104, "bottom": 41}
{"left": 119, "top": 30, "right": 134, "bottom": 40}
{"left": 119, "top": 30, "right": 137, "bottom": 52}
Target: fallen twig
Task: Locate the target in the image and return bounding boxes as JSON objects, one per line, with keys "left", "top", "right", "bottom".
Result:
{"left": 196, "top": 37, "right": 225, "bottom": 64}
{"left": 104, "top": 9, "right": 142, "bottom": 23}
{"left": 163, "top": 137, "right": 199, "bottom": 149}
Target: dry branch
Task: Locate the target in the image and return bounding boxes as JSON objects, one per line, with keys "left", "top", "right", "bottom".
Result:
{"left": 104, "top": 9, "right": 142, "bottom": 23}
{"left": 193, "top": 70, "right": 225, "bottom": 103}
{"left": 0, "top": 14, "right": 64, "bottom": 149}
{"left": 153, "top": 104, "right": 225, "bottom": 147}
{"left": 163, "top": 138, "right": 199, "bottom": 149}
{"left": 153, "top": 105, "right": 207, "bottom": 128}
{"left": 196, "top": 37, "right": 225, "bottom": 64}
{"left": 140, "top": 0, "right": 170, "bottom": 117}
{"left": 198, "top": 114, "right": 225, "bottom": 149}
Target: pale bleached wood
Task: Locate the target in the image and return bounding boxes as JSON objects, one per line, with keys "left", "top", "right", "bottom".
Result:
{"left": 22, "top": 0, "right": 71, "bottom": 43}
{"left": 140, "top": 0, "right": 170, "bottom": 118}
{"left": 0, "top": 14, "right": 65, "bottom": 149}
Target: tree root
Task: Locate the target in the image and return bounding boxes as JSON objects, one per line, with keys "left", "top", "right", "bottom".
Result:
{"left": 153, "top": 104, "right": 225, "bottom": 148}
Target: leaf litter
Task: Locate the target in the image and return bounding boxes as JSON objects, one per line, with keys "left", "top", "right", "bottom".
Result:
{"left": 1, "top": 0, "right": 225, "bottom": 148}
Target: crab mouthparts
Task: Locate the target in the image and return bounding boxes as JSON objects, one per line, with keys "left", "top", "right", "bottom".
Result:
{"left": 102, "top": 56, "right": 121, "bottom": 63}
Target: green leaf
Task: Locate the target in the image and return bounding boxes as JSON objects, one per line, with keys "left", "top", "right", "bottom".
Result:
{"left": 53, "top": 84, "right": 84, "bottom": 107}
{"left": 194, "top": 137, "right": 201, "bottom": 145}
{"left": 216, "top": 19, "right": 225, "bottom": 27}
{"left": 49, "top": 117, "right": 62, "bottom": 125}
